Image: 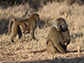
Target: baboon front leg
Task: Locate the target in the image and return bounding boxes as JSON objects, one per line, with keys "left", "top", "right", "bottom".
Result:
{"left": 60, "top": 44, "right": 67, "bottom": 53}
{"left": 29, "top": 30, "right": 34, "bottom": 39}
{"left": 32, "top": 30, "right": 35, "bottom": 39}
{"left": 54, "top": 42, "right": 66, "bottom": 53}
{"left": 30, "top": 29, "right": 37, "bottom": 40}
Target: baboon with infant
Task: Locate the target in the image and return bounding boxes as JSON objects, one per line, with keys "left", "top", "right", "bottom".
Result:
{"left": 8, "top": 13, "right": 39, "bottom": 42}
{"left": 46, "top": 18, "right": 70, "bottom": 53}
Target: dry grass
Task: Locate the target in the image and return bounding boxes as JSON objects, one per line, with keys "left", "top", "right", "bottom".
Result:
{"left": 38, "top": 2, "right": 84, "bottom": 43}
{"left": 0, "top": 3, "right": 34, "bottom": 34}
{"left": 0, "top": 2, "right": 84, "bottom": 63}
{"left": 38, "top": 2, "right": 84, "bottom": 31}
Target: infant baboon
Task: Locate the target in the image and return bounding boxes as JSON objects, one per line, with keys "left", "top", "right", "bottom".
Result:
{"left": 8, "top": 13, "right": 39, "bottom": 42}
{"left": 46, "top": 18, "right": 70, "bottom": 53}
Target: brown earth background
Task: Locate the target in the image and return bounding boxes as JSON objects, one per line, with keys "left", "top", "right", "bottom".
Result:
{"left": 0, "top": 0, "right": 84, "bottom": 63}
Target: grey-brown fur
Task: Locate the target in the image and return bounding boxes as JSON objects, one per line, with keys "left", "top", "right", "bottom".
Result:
{"left": 8, "top": 13, "right": 39, "bottom": 42}
{"left": 46, "top": 18, "right": 70, "bottom": 53}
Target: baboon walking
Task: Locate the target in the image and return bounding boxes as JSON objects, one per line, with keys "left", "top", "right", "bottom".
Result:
{"left": 8, "top": 13, "right": 40, "bottom": 42}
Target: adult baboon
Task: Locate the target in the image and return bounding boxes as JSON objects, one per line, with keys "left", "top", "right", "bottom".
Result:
{"left": 8, "top": 13, "right": 39, "bottom": 42}
{"left": 46, "top": 18, "right": 70, "bottom": 53}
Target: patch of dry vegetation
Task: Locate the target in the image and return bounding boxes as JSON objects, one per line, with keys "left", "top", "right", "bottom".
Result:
{"left": 38, "top": 2, "right": 84, "bottom": 43}
{"left": 0, "top": 1, "right": 84, "bottom": 63}
{"left": 0, "top": 3, "right": 34, "bottom": 34}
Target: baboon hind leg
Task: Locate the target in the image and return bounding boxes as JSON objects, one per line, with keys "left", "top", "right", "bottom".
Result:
{"left": 9, "top": 23, "right": 19, "bottom": 42}
{"left": 10, "top": 29, "right": 17, "bottom": 42}
{"left": 10, "top": 33, "right": 17, "bottom": 42}
{"left": 17, "top": 26, "right": 23, "bottom": 42}
{"left": 47, "top": 40, "right": 58, "bottom": 53}
{"left": 18, "top": 26, "right": 22, "bottom": 39}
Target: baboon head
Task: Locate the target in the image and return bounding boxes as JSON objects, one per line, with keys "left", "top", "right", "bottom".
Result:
{"left": 32, "top": 13, "right": 40, "bottom": 22}
{"left": 53, "top": 18, "right": 68, "bottom": 32}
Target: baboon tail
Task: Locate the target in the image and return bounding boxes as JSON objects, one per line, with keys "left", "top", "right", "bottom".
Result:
{"left": 8, "top": 18, "right": 15, "bottom": 35}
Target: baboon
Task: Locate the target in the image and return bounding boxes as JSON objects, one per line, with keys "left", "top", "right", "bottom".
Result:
{"left": 46, "top": 18, "right": 70, "bottom": 53}
{"left": 8, "top": 18, "right": 28, "bottom": 34}
{"left": 8, "top": 13, "right": 39, "bottom": 42}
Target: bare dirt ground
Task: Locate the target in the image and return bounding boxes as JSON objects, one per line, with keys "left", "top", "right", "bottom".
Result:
{"left": 0, "top": 2, "right": 84, "bottom": 63}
